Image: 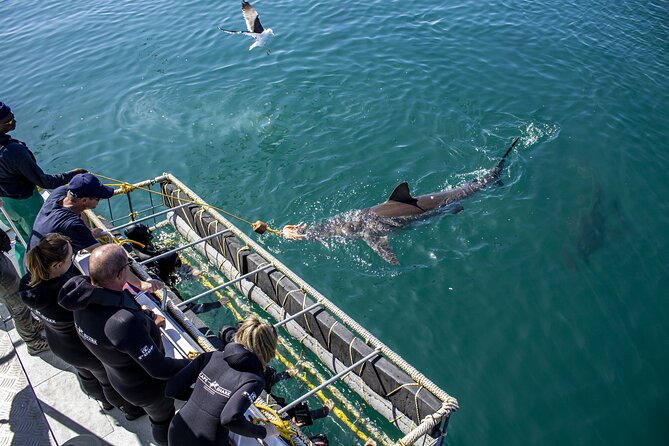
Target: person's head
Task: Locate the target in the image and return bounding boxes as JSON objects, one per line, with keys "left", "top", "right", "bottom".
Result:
{"left": 26, "top": 233, "right": 72, "bottom": 286}
{"left": 89, "top": 244, "right": 130, "bottom": 291}
{"left": 0, "top": 102, "right": 16, "bottom": 134}
{"left": 66, "top": 174, "right": 114, "bottom": 210}
{"left": 234, "top": 315, "right": 278, "bottom": 368}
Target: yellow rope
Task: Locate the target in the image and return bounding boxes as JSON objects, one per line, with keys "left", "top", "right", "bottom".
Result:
{"left": 115, "top": 239, "right": 146, "bottom": 249}
{"left": 252, "top": 403, "right": 297, "bottom": 444}
{"left": 94, "top": 172, "right": 283, "bottom": 235}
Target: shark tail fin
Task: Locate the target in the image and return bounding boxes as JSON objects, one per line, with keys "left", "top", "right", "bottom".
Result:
{"left": 502, "top": 137, "right": 520, "bottom": 159}
{"left": 492, "top": 137, "right": 520, "bottom": 175}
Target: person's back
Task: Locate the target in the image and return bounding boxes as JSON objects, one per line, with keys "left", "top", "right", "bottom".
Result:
{"left": 166, "top": 315, "right": 280, "bottom": 445}
{"left": 58, "top": 244, "right": 188, "bottom": 446}
{"left": 0, "top": 101, "right": 85, "bottom": 267}
{"left": 20, "top": 234, "right": 144, "bottom": 418}
{"left": 59, "top": 275, "right": 182, "bottom": 401}
{"left": 29, "top": 174, "right": 114, "bottom": 252}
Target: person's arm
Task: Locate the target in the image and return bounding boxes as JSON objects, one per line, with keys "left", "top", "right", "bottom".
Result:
{"left": 220, "top": 380, "right": 268, "bottom": 438}
{"left": 109, "top": 310, "right": 190, "bottom": 379}
{"left": 63, "top": 219, "right": 99, "bottom": 253}
{"left": 13, "top": 145, "right": 85, "bottom": 189}
{"left": 165, "top": 351, "right": 213, "bottom": 401}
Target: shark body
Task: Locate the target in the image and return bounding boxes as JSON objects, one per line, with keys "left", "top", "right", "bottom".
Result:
{"left": 301, "top": 138, "right": 520, "bottom": 264}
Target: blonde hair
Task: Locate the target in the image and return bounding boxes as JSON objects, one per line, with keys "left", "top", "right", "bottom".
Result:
{"left": 234, "top": 315, "right": 278, "bottom": 368}
{"left": 26, "top": 233, "right": 71, "bottom": 286}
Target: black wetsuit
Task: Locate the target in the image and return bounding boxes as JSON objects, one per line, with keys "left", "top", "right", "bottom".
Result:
{"left": 18, "top": 270, "right": 139, "bottom": 412}
{"left": 59, "top": 276, "right": 190, "bottom": 446}
{"left": 165, "top": 343, "right": 268, "bottom": 446}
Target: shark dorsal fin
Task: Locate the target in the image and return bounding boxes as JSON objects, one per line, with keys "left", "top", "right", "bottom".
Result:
{"left": 388, "top": 182, "right": 416, "bottom": 205}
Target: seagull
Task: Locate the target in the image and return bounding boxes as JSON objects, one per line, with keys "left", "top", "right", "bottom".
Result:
{"left": 219, "top": 1, "right": 275, "bottom": 53}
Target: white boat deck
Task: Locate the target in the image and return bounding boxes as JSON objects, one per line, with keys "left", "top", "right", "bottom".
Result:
{"left": 0, "top": 302, "right": 156, "bottom": 446}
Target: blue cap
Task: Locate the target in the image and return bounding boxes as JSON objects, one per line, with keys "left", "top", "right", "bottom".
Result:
{"left": 0, "top": 102, "right": 11, "bottom": 121}
{"left": 68, "top": 174, "right": 114, "bottom": 199}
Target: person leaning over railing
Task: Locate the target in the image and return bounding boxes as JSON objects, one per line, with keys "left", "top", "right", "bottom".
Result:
{"left": 19, "top": 234, "right": 145, "bottom": 419}
{"left": 0, "top": 101, "right": 86, "bottom": 268}
{"left": 58, "top": 244, "right": 189, "bottom": 446}
{"left": 165, "top": 315, "right": 281, "bottom": 445}
{"left": 0, "top": 225, "right": 49, "bottom": 355}
{"left": 28, "top": 173, "right": 112, "bottom": 253}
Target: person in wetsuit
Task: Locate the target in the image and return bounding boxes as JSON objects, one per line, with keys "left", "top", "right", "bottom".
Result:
{"left": 19, "top": 234, "right": 144, "bottom": 418}
{"left": 59, "top": 244, "right": 190, "bottom": 446}
{"left": 165, "top": 315, "right": 281, "bottom": 445}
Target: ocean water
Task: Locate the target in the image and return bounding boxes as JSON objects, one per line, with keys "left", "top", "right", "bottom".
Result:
{"left": 2, "top": 0, "right": 668, "bottom": 444}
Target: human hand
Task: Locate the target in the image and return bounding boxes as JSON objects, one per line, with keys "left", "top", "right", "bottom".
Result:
{"left": 153, "top": 313, "right": 166, "bottom": 328}
{"left": 90, "top": 227, "right": 110, "bottom": 241}
{"left": 286, "top": 368, "right": 299, "bottom": 377}
{"left": 263, "top": 422, "right": 280, "bottom": 439}
{"left": 282, "top": 224, "right": 306, "bottom": 240}
{"left": 140, "top": 279, "right": 164, "bottom": 293}
{"left": 70, "top": 168, "right": 88, "bottom": 175}
{"left": 141, "top": 305, "right": 166, "bottom": 328}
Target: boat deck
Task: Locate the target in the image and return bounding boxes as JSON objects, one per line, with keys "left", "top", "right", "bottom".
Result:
{"left": 0, "top": 302, "right": 155, "bottom": 446}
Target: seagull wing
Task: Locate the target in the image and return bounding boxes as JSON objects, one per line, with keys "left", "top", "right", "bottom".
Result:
{"left": 219, "top": 27, "right": 252, "bottom": 35}
{"left": 242, "top": 1, "right": 264, "bottom": 33}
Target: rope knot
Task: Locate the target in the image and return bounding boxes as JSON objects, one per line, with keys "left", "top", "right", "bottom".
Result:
{"left": 118, "top": 182, "right": 137, "bottom": 194}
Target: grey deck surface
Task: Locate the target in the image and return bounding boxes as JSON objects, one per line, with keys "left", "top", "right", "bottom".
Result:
{"left": 0, "top": 304, "right": 154, "bottom": 446}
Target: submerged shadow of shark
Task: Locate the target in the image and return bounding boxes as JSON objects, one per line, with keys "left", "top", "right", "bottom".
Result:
{"left": 561, "top": 180, "right": 627, "bottom": 270}
{"left": 288, "top": 138, "right": 520, "bottom": 264}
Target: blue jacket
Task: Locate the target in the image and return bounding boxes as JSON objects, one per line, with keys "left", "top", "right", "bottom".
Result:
{"left": 0, "top": 134, "right": 75, "bottom": 199}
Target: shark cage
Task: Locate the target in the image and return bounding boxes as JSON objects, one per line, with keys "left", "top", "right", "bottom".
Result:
{"left": 83, "top": 173, "right": 459, "bottom": 446}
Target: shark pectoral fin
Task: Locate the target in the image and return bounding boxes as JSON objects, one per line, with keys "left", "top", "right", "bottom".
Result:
{"left": 444, "top": 202, "right": 464, "bottom": 214}
{"left": 363, "top": 235, "right": 399, "bottom": 265}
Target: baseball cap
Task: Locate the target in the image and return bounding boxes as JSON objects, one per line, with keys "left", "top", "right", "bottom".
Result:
{"left": 68, "top": 174, "right": 114, "bottom": 199}
{"left": 0, "top": 102, "right": 11, "bottom": 121}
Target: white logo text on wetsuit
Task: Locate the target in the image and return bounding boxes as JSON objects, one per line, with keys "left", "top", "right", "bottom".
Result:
{"left": 75, "top": 324, "right": 98, "bottom": 345}
{"left": 138, "top": 344, "right": 154, "bottom": 360}
{"left": 34, "top": 310, "right": 56, "bottom": 325}
{"left": 198, "top": 372, "right": 231, "bottom": 397}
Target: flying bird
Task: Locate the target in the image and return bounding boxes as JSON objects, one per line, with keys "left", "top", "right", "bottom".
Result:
{"left": 219, "top": 1, "right": 275, "bottom": 53}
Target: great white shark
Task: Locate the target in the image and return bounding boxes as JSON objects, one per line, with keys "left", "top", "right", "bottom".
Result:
{"left": 283, "top": 138, "right": 520, "bottom": 264}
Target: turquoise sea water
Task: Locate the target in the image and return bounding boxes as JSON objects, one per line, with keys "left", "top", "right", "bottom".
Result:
{"left": 3, "top": 0, "right": 668, "bottom": 444}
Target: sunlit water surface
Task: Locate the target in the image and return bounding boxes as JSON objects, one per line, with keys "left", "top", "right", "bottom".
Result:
{"left": 3, "top": 0, "right": 668, "bottom": 444}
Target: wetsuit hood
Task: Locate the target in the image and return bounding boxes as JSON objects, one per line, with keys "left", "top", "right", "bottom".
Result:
{"left": 58, "top": 275, "right": 133, "bottom": 311}
{"left": 222, "top": 342, "right": 264, "bottom": 375}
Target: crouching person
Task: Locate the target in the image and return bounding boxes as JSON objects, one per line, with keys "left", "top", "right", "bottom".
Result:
{"left": 165, "top": 315, "right": 281, "bottom": 445}
{"left": 58, "top": 244, "right": 190, "bottom": 446}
